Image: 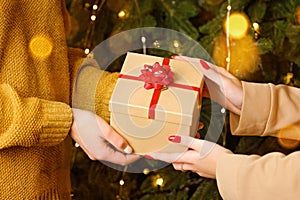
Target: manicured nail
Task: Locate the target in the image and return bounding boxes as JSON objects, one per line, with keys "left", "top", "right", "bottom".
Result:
{"left": 168, "top": 135, "right": 181, "bottom": 143}
{"left": 200, "top": 59, "right": 210, "bottom": 70}
{"left": 198, "top": 122, "right": 204, "bottom": 129}
{"left": 124, "top": 146, "right": 133, "bottom": 154}
{"left": 144, "top": 155, "right": 154, "bottom": 160}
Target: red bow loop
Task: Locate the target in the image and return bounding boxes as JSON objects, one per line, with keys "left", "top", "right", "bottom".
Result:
{"left": 138, "top": 61, "right": 174, "bottom": 90}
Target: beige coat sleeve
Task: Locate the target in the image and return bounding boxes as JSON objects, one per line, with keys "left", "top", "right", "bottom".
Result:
{"left": 230, "top": 81, "right": 300, "bottom": 140}
{"left": 216, "top": 81, "right": 300, "bottom": 200}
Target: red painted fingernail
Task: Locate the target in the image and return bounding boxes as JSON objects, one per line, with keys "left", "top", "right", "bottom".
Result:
{"left": 200, "top": 59, "right": 210, "bottom": 70}
{"left": 198, "top": 122, "right": 204, "bottom": 129}
{"left": 144, "top": 155, "right": 154, "bottom": 160}
{"left": 168, "top": 135, "right": 181, "bottom": 143}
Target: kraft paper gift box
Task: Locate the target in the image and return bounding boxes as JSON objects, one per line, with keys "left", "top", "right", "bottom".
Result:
{"left": 109, "top": 52, "right": 204, "bottom": 155}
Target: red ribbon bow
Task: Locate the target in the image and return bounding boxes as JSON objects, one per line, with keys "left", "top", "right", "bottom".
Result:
{"left": 139, "top": 60, "right": 174, "bottom": 90}
{"left": 138, "top": 58, "right": 173, "bottom": 119}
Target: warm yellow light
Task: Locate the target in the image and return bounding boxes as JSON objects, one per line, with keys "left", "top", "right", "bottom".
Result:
{"left": 156, "top": 178, "right": 164, "bottom": 186}
{"left": 277, "top": 125, "right": 300, "bottom": 149}
{"left": 74, "top": 143, "right": 80, "bottom": 147}
{"left": 29, "top": 36, "right": 53, "bottom": 59}
{"left": 143, "top": 168, "right": 150, "bottom": 175}
{"left": 173, "top": 40, "right": 180, "bottom": 48}
{"left": 252, "top": 22, "right": 260, "bottom": 32}
{"left": 118, "top": 10, "right": 126, "bottom": 18}
{"left": 119, "top": 179, "right": 125, "bottom": 186}
{"left": 224, "top": 12, "right": 250, "bottom": 39}
{"left": 84, "top": 48, "right": 90, "bottom": 54}
{"left": 92, "top": 4, "right": 98, "bottom": 10}
{"left": 90, "top": 15, "right": 96, "bottom": 21}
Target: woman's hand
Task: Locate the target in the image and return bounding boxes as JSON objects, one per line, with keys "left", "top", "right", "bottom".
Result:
{"left": 70, "top": 108, "right": 140, "bottom": 165}
{"left": 146, "top": 135, "right": 231, "bottom": 178}
{"left": 173, "top": 56, "right": 243, "bottom": 115}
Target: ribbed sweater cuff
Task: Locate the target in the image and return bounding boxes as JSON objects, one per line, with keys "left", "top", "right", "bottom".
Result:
{"left": 39, "top": 100, "right": 72, "bottom": 146}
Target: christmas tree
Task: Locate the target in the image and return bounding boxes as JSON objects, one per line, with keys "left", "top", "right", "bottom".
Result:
{"left": 66, "top": 0, "right": 300, "bottom": 199}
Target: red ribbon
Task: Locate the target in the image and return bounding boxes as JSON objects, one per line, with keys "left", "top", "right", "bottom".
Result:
{"left": 118, "top": 58, "right": 200, "bottom": 119}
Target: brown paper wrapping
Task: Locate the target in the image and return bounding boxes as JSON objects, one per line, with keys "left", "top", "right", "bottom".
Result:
{"left": 109, "top": 52, "right": 203, "bottom": 154}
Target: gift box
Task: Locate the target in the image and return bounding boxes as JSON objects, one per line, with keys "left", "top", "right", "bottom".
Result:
{"left": 109, "top": 52, "right": 204, "bottom": 154}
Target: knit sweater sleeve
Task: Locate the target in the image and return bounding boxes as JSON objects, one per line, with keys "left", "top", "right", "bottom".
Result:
{"left": 68, "top": 48, "right": 119, "bottom": 122}
{"left": 0, "top": 84, "right": 72, "bottom": 149}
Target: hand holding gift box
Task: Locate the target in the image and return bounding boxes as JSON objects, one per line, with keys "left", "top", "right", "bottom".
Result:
{"left": 109, "top": 52, "right": 204, "bottom": 154}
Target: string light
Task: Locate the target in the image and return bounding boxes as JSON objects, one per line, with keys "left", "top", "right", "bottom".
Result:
{"left": 143, "top": 168, "right": 150, "bottom": 175}
{"left": 173, "top": 40, "right": 180, "bottom": 48}
{"left": 153, "top": 40, "right": 160, "bottom": 48}
{"left": 118, "top": 10, "right": 126, "bottom": 18}
{"left": 225, "top": 1, "right": 231, "bottom": 72}
{"left": 118, "top": 165, "right": 128, "bottom": 198}
{"left": 252, "top": 22, "right": 260, "bottom": 32}
{"left": 90, "top": 15, "right": 96, "bottom": 21}
{"left": 92, "top": 4, "right": 98, "bottom": 10}
{"left": 222, "top": 0, "right": 232, "bottom": 146}
{"left": 221, "top": 107, "right": 226, "bottom": 114}
{"left": 141, "top": 36, "right": 146, "bottom": 54}
{"left": 156, "top": 177, "right": 164, "bottom": 186}
{"left": 84, "top": 48, "right": 90, "bottom": 54}
{"left": 119, "top": 179, "right": 125, "bottom": 186}
{"left": 252, "top": 22, "right": 260, "bottom": 39}
{"left": 82, "top": 0, "right": 106, "bottom": 52}
{"left": 74, "top": 143, "right": 80, "bottom": 147}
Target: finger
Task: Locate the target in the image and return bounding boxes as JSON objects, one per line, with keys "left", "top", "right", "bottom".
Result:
{"left": 172, "top": 162, "right": 194, "bottom": 172}
{"left": 168, "top": 136, "right": 219, "bottom": 160}
{"left": 198, "top": 122, "right": 204, "bottom": 130}
{"left": 96, "top": 117, "right": 133, "bottom": 154}
{"left": 172, "top": 56, "right": 226, "bottom": 87}
{"left": 96, "top": 144, "right": 140, "bottom": 165}
{"left": 168, "top": 135, "right": 203, "bottom": 151}
{"left": 172, "top": 163, "right": 213, "bottom": 177}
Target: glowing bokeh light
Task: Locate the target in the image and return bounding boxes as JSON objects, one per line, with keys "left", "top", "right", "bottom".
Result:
{"left": 119, "top": 179, "right": 125, "bottom": 186}
{"left": 224, "top": 12, "right": 250, "bottom": 39}
{"left": 277, "top": 125, "right": 300, "bottom": 149}
{"left": 92, "top": 4, "right": 98, "bottom": 10}
{"left": 143, "top": 168, "right": 150, "bottom": 175}
{"left": 156, "top": 177, "right": 164, "bottom": 186}
{"left": 252, "top": 22, "right": 260, "bottom": 32}
{"left": 90, "top": 15, "right": 96, "bottom": 21}
{"left": 118, "top": 10, "right": 126, "bottom": 19}
{"left": 29, "top": 36, "right": 53, "bottom": 59}
{"left": 84, "top": 48, "right": 90, "bottom": 54}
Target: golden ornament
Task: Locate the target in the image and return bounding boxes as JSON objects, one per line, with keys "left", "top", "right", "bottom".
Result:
{"left": 212, "top": 33, "right": 261, "bottom": 80}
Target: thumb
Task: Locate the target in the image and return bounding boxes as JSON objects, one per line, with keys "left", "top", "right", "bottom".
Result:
{"left": 105, "top": 128, "right": 133, "bottom": 154}
{"left": 96, "top": 116, "right": 133, "bottom": 154}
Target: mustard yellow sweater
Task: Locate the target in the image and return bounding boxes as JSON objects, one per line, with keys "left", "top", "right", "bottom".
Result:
{"left": 0, "top": 0, "right": 117, "bottom": 199}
